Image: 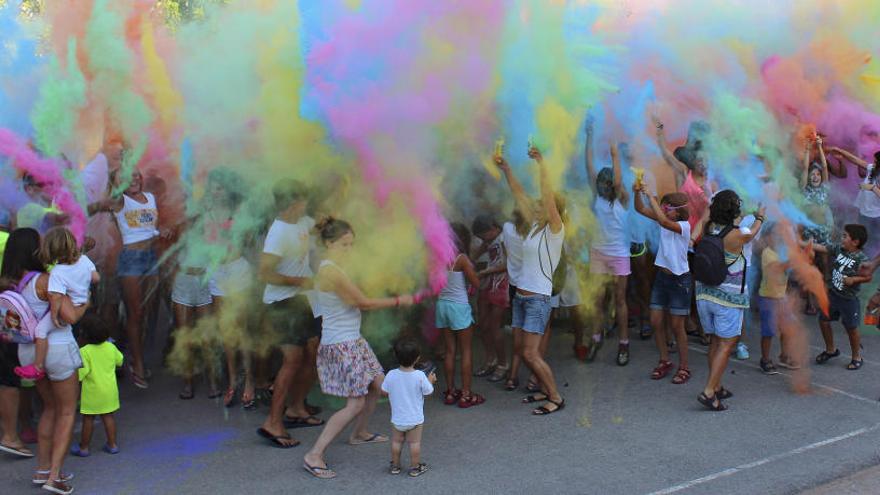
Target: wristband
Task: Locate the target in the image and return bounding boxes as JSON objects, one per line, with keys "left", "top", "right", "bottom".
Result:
{"left": 754, "top": 215, "right": 765, "bottom": 223}
{"left": 656, "top": 123, "right": 664, "bottom": 130}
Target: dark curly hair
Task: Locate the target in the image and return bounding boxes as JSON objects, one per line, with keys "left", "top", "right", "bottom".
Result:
{"left": 707, "top": 190, "right": 742, "bottom": 229}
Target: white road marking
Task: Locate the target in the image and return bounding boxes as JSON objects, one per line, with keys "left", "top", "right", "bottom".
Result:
{"left": 687, "top": 345, "right": 880, "bottom": 405}
{"left": 646, "top": 423, "right": 880, "bottom": 495}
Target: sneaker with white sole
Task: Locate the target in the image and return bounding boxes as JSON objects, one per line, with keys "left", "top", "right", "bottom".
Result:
{"left": 736, "top": 343, "right": 750, "bottom": 360}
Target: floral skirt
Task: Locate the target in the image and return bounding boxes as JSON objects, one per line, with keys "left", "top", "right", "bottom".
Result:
{"left": 317, "top": 338, "right": 383, "bottom": 397}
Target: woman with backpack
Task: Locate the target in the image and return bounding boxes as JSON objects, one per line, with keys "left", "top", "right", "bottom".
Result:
{"left": 694, "top": 191, "right": 765, "bottom": 411}
{"left": 1, "top": 228, "right": 89, "bottom": 495}
{"left": 493, "top": 145, "right": 566, "bottom": 416}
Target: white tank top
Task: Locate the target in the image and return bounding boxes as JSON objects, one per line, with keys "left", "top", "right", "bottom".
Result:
{"left": 317, "top": 260, "right": 362, "bottom": 346}
{"left": 21, "top": 274, "right": 74, "bottom": 345}
{"left": 115, "top": 192, "right": 159, "bottom": 245}
{"left": 438, "top": 254, "right": 469, "bottom": 304}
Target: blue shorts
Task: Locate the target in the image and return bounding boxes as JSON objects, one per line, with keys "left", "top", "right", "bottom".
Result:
{"left": 117, "top": 247, "right": 158, "bottom": 277}
{"left": 511, "top": 293, "right": 553, "bottom": 335}
{"left": 649, "top": 271, "right": 692, "bottom": 316}
{"left": 435, "top": 300, "right": 473, "bottom": 331}
{"left": 697, "top": 299, "right": 744, "bottom": 339}
{"left": 820, "top": 291, "right": 860, "bottom": 330}
{"left": 758, "top": 296, "right": 782, "bottom": 337}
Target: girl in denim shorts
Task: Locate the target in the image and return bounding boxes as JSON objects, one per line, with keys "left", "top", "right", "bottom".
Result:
{"left": 633, "top": 184, "right": 693, "bottom": 386}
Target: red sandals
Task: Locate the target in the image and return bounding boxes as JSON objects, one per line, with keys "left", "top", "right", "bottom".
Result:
{"left": 671, "top": 367, "right": 691, "bottom": 384}
{"left": 443, "top": 389, "right": 462, "bottom": 405}
{"left": 651, "top": 360, "right": 673, "bottom": 380}
{"left": 458, "top": 393, "right": 485, "bottom": 408}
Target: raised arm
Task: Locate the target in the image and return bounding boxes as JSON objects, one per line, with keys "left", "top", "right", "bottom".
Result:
{"left": 530, "top": 147, "right": 563, "bottom": 234}
{"left": 816, "top": 137, "right": 829, "bottom": 184}
{"left": 494, "top": 155, "right": 534, "bottom": 226}
{"left": 632, "top": 183, "right": 657, "bottom": 221}
{"left": 647, "top": 194, "right": 683, "bottom": 234}
{"left": 828, "top": 146, "right": 870, "bottom": 170}
{"left": 323, "top": 264, "right": 413, "bottom": 311}
{"left": 584, "top": 120, "right": 597, "bottom": 184}
{"left": 652, "top": 116, "right": 688, "bottom": 176}
{"left": 800, "top": 143, "right": 811, "bottom": 189}
{"left": 610, "top": 142, "right": 629, "bottom": 207}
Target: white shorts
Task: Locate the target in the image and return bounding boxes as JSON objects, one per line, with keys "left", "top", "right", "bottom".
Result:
{"left": 18, "top": 342, "right": 82, "bottom": 382}
{"left": 172, "top": 272, "right": 213, "bottom": 308}
{"left": 209, "top": 257, "right": 253, "bottom": 297}
{"left": 392, "top": 423, "right": 422, "bottom": 433}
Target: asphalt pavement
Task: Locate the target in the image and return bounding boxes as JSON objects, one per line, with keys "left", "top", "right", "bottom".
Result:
{"left": 2, "top": 307, "right": 880, "bottom": 495}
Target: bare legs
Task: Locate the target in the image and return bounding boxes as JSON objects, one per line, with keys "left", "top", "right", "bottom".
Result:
{"left": 521, "top": 330, "right": 562, "bottom": 407}
{"left": 442, "top": 327, "right": 474, "bottom": 395}
{"left": 77, "top": 413, "right": 117, "bottom": 451}
{"left": 390, "top": 425, "right": 424, "bottom": 470}
{"left": 120, "top": 274, "right": 158, "bottom": 381}
{"left": 261, "top": 344, "right": 303, "bottom": 446}
{"left": 0, "top": 385, "right": 26, "bottom": 452}
{"left": 304, "top": 374, "right": 385, "bottom": 472}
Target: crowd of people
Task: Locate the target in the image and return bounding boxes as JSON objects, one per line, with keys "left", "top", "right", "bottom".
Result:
{"left": 2, "top": 115, "right": 880, "bottom": 491}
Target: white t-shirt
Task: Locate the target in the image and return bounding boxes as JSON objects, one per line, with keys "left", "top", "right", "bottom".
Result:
{"left": 592, "top": 199, "right": 629, "bottom": 257}
{"left": 501, "top": 222, "right": 524, "bottom": 287}
{"left": 655, "top": 221, "right": 691, "bottom": 276}
{"left": 381, "top": 368, "right": 433, "bottom": 427}
{"left": 517, "top": 223, "right": 565, "bottom": 296}
{"left": 262, "top": 217, "right": 314, "bottom": 304}
{"left": 48, "top": 255, "right": 97, "bottom": 305}
{"left": 856, "top": 167, "right": 880, "bottom": 218}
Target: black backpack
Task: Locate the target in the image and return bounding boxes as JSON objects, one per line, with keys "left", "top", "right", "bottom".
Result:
{"left": 692, "top": 225, "right": 747, "bottom": 292}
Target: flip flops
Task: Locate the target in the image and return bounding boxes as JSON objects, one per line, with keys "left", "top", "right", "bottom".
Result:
{"left": 283, "top": 415, "right": 325, "bottom": 429}
{"left": 303, "top": 461, "right": 337, "bottom": 479}
{"left": 348, "top": 433, "right": 388, "bottom": 445}
{"left": 256, "top": 427, "right": 299, "bottom": 448}
{"left": 0, "top": 443, "right": 34, "bottom": 458}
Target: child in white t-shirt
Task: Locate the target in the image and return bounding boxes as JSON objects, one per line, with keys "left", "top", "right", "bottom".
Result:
{"left": 633, "top": 183, "right": 693, "bottom": 385}
{"left": 381, "top": 339, "right": 435, "bottom": 477}
{"left": 15, "top": 227, "right": 99, "bottom": 381}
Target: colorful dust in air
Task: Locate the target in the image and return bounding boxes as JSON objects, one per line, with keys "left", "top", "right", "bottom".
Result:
{"left": 3, "top": 0, "right": 880, "bottom": 398}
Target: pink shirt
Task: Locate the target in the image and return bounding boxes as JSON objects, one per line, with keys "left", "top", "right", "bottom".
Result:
{"left": 680, "top": 171, "right": 709, "bottom": 231}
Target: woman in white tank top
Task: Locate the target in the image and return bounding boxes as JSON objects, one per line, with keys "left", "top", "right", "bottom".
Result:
{"left": 88, "top": 168, "right": 168, "bottom": 389}
{"left": 303, "top": 218, "right": 415, "bottom": 479}
{"left": 2, "top": 228, "right": 88, "bottom": 493}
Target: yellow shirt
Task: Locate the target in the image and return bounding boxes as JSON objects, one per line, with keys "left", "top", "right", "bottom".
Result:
{"left": 78, "top": 342, "right": 124, "bottom": 415}
{"left": 759, "top": 248, "right": 789, "bottom": 299}
{"left": 0, "top": 231, "right": 8, "bottom": 261}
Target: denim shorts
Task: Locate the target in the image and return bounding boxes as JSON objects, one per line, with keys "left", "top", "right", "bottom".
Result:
{"left": 758, "top": 296, "right": 782, "bottom": 337}
{"left": 117, "top": 247, "right": 158, "bottom": 277}
{"left": 435, "top": 300, "right": 473, "bottom": 331}
{"left": 697, "top": 299, "right": 744, "bottom": 339}
{"left": 18, "top": 342, "right": 82, "bottom": 382}
{"left": 511, "top": 293, "right": 553, "bottom": 335}
{"left": 820, "top": 291, "right": 860, "bottom": 330}
{"left": 649, "top": 271, "right": 692, "bottom": 316}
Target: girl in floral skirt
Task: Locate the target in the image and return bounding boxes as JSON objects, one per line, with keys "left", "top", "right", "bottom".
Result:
{"left": 302, "top": 217, "right": 415, "bottom": 479}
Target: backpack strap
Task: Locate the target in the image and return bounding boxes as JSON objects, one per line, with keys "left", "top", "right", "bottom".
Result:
{"left": 718, "top": 225, "right": 737, "bottom": 238}
{"left": 15, "top": 271, "right": 39, "bottom": 294}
